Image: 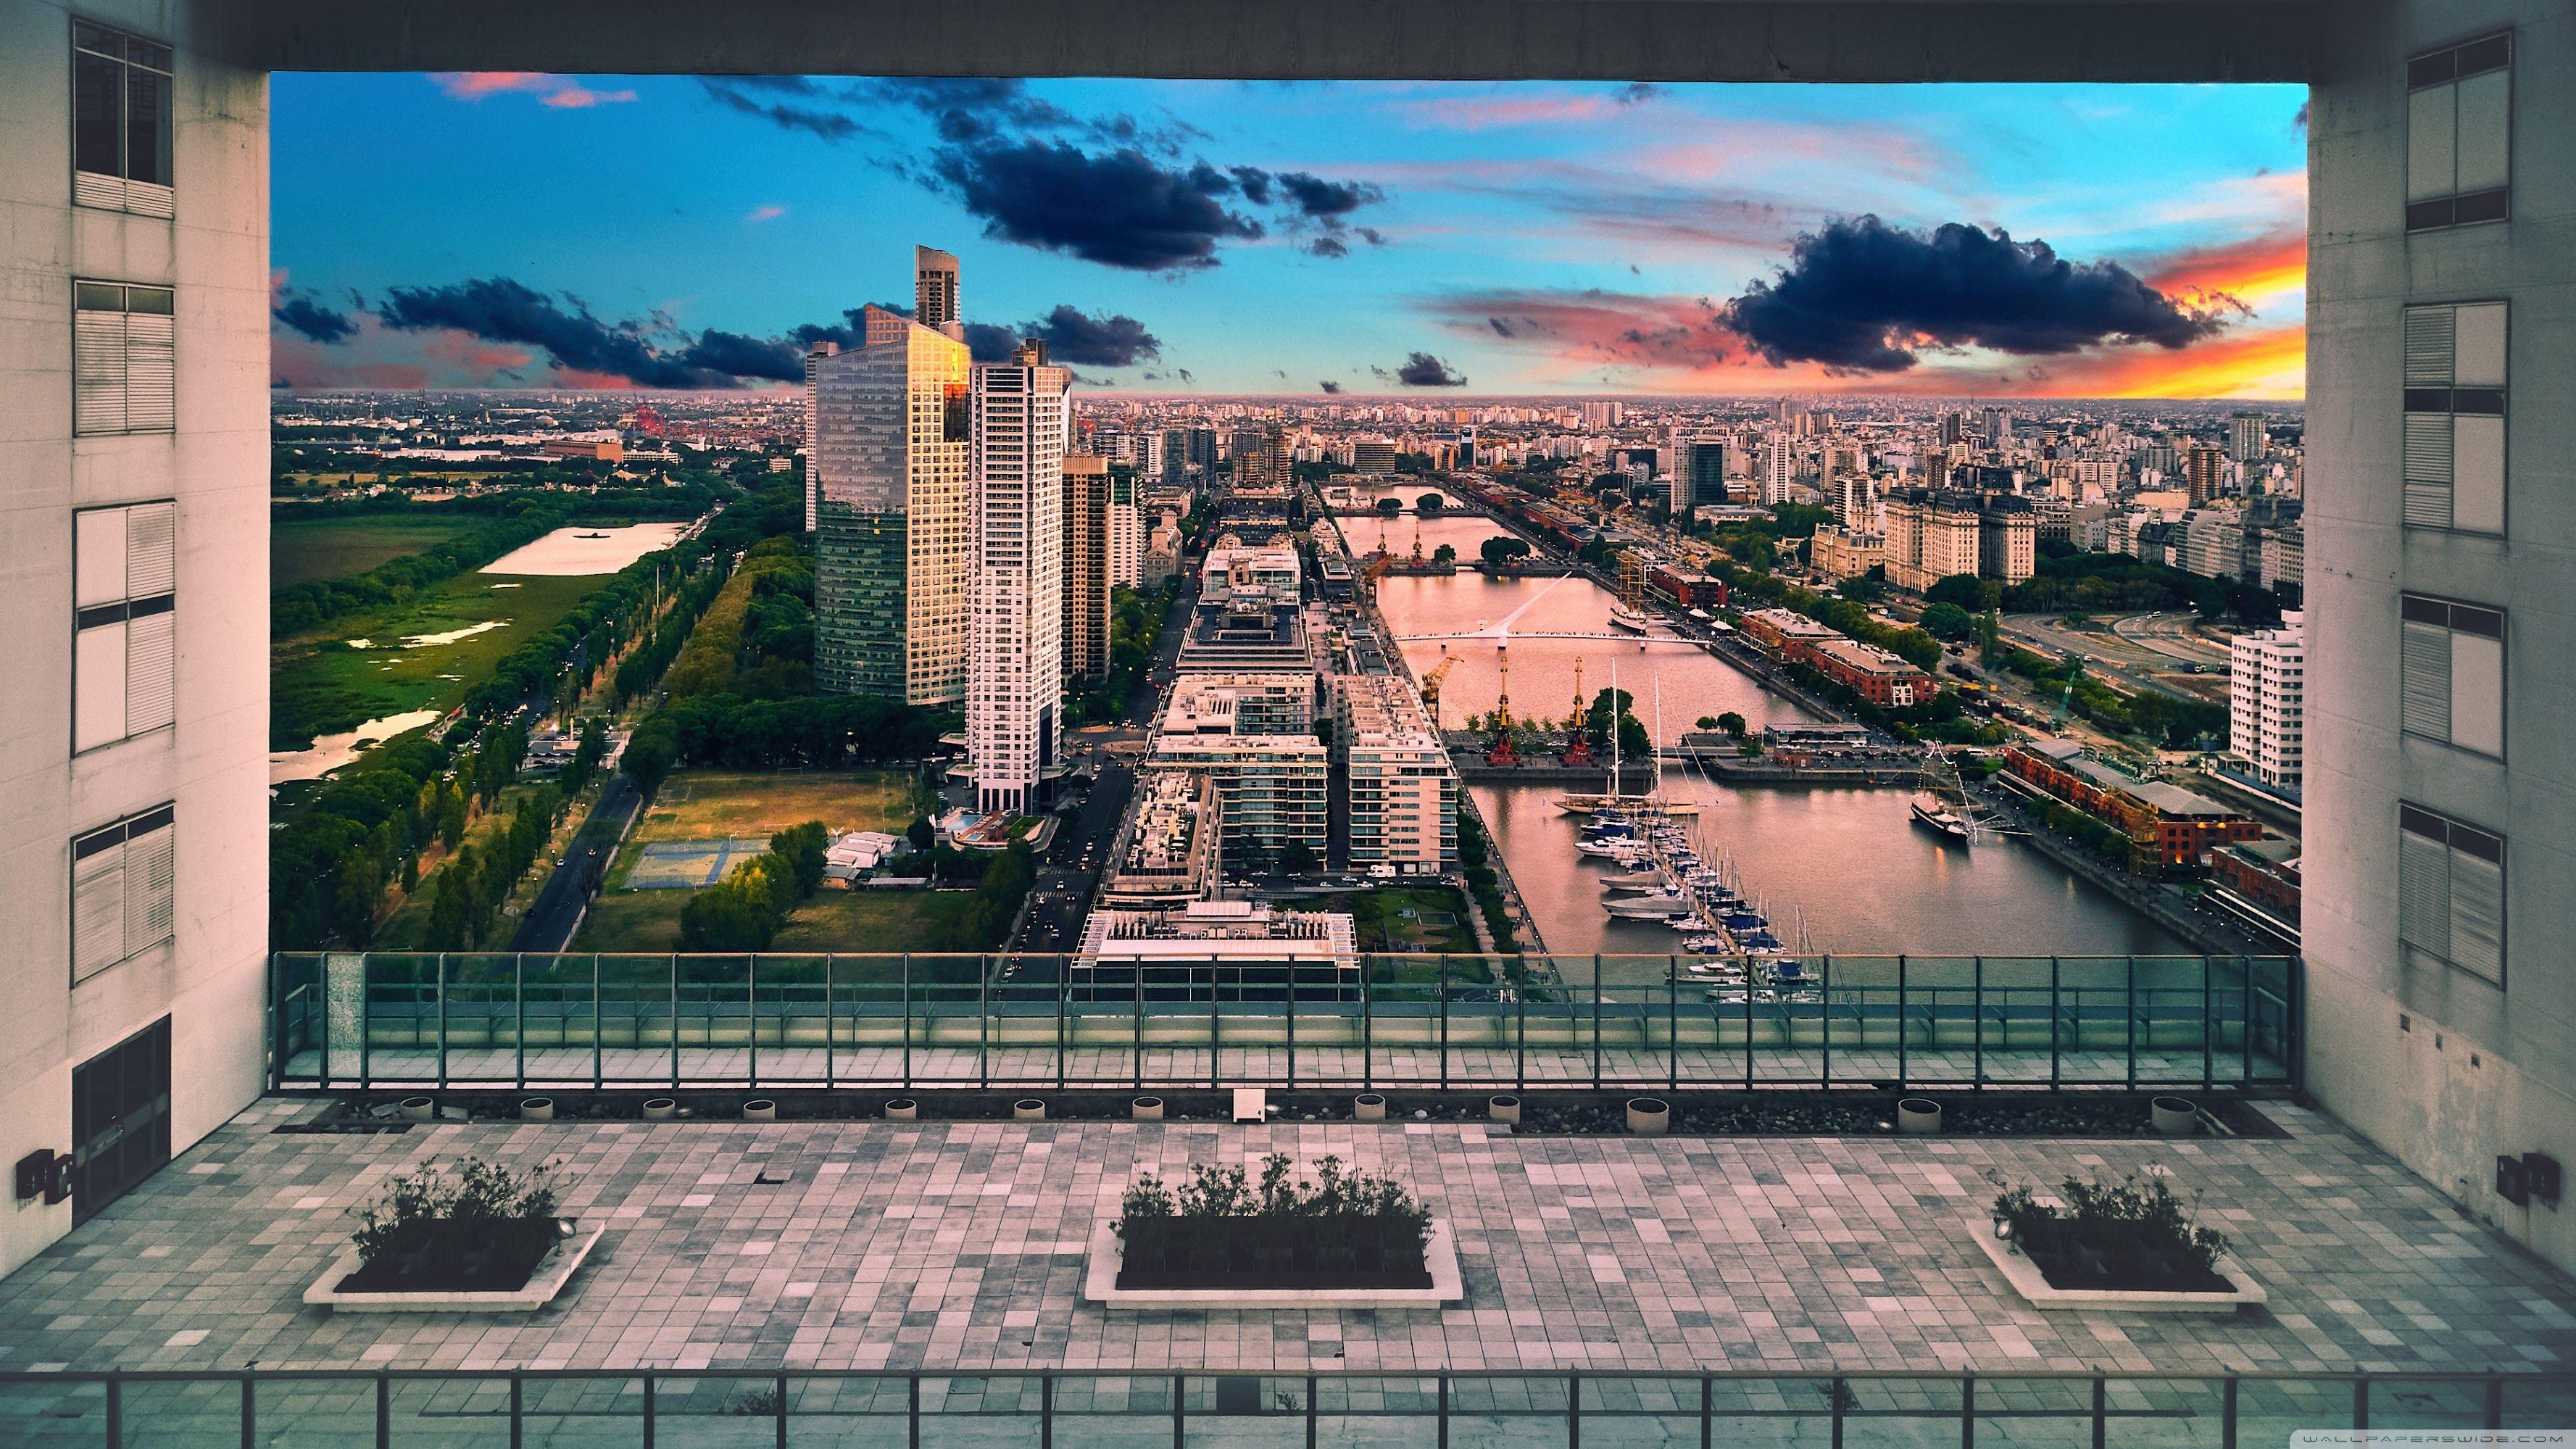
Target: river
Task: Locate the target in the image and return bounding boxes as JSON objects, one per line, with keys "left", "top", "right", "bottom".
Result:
{"left": 1352, "top": 511, "right": 2190, "bottom": 968}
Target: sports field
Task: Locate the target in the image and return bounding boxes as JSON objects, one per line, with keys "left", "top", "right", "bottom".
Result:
{"left": 270, "top": 514, "right": 483, "bottom": 587}
{"left": 571, "top": 887, "right": 976, "bottom": 955}
{"left": 627, "top": 771, "right": 919, "bottom": 848}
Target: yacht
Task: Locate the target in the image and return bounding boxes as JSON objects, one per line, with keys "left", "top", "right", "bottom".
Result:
{"left": 1605, "top": 892, "right": 1695, "bottom": 919}
{"left": 1911, "top": 794, "right": 1972, "bottom": 841}
{"left": 1576, "top": 836, "right": 1643, "bottom": 859}
{"left": 1602, "top": 875, "right": 1671, "bottom": 897}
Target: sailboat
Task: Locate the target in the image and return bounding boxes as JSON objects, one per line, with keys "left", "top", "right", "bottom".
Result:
{"left": 1553, "top": 660, "right": 1700, "bottom": 816}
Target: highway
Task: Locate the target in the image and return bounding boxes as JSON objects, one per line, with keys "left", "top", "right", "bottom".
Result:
{"left": 507, "top": 770, "right": 644, "bottom": 952}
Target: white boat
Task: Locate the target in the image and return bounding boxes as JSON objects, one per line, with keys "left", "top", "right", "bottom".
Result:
{"left": 1608, "top": 603, "right": 1653, "bottom": 633}
{"left": 1910, "top": 794, "right": 1972, "bottom": 841}
{"left": 1605, "top": 892, "right": 1695, "bottom": 919}
{"left": 1602, "top": 876, "right": 1671, "bottom": 896}
{"left": 1575, "top": 836, "right": 1642, "bottom": 859}
{"left": 1554, "top": 792, "right": 1700, "bottom": 817}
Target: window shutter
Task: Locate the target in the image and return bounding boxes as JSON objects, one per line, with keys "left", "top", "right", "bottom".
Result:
{"left": 2452, "top": 303, "right": 2508, "bottom": 388}
{"left": 2400, "top": 617, "right": 2451, "bottom": 739}
{"left": 2401, "top": 412, "right": 2452, "bottom": 528}
{"left": 75, "top": 507, "right": 128, "bottom": 607}
{"left": 74, "top": 620, "right": 128, "bottom": 752}
{"left": 2406, "top": 84, "right": 2455, "bottom": 203}
{"left": 2448, "top": 630, "right": 2505, "bottom": 757}
{"left": 75, "top": 307, "right": 128, "bottom": 436}
{"left": 125, "top": 607, "right": 175, "bottom": 734}
{"left": 2448, "top": 840, "right": 2505, "bottom": 984}
{"left": 72, "top": 836, "right": 126, "bottom": 982}
{"left": 2396, "top": 819, "right": 2448, "bottom": 958}
{"left": 2454, "top": 70, "right": 2511, "bottom": 196}
{"left": 2403, "top": 307, "right": 2455, "bottom": 384}
{"left": 124, "top": 310, "right": 175, "bottom": 433}
{"left": 122, "top": 818, "right": 175, "bottom": 955}
{"left": 2450, "top": 414, "right": 2505, "bottom": 533}
{"left": 125, "top": 502, "right": 175, "bottom": 595}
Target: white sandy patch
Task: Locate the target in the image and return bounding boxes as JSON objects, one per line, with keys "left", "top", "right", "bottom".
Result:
{"left": 270, "top": 709, "right": 441, "bottom": 785}
{"left": 400, "top": 620, "right": 507, "bottom": 648}
{"left": 482, "top": 523, "right": 685, "bottom": 577}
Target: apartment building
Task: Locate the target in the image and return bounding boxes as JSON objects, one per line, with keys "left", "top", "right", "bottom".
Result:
{"left": 2230, "top": 613, "right": 2306, "bottom": 792}
{"left": 1098, "top": 767, "right": 1219, "bottom": 908}
{"left": 966, "top": 340, "right": 1072, "bottom": 815}
{"left": 1332, "top": 673, "right": 1458, "bottom": 875}
{"left": 1062, "top": 452, "right": 1111, "bottom": 683}
{"left": 1148, "top": 675, "right": 1328, "bottom": 865}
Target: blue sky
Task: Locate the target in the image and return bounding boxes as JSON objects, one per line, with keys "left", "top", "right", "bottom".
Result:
{"left": 270, "top": 75, "right": 2308, "bottom": 398}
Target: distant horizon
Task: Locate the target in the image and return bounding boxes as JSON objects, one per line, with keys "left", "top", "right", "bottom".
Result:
{"left": 272, "top": 386, "right": 2305, "bottom": 410}
{"left": 271, "top": 77, "right": 2307, "bottom": 401}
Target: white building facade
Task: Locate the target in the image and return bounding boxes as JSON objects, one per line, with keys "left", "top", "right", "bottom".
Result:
{"left": 967, "top": 340, "right": 1072, "bottom": 815}
{"left": 2230, "top": 613, "right": 2306, "bottom": 792}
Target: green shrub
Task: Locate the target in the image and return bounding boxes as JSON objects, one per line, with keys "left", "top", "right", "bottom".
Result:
{"left": 351, "top": 1158, "right": 562, "bottom": 1272}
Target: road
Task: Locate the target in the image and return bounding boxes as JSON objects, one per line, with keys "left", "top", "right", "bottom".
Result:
{"left": 1012, "top": 576, "right": 1194, "bottom": 958}
{"left": 2000, "top": 612, "right": 2229, "bottom": 705}
{"left": 507, "top": 771, "right": 644, "bottom": 952}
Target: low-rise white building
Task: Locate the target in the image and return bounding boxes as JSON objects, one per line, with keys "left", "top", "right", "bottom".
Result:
{"left": 1333, "top": 673, "right": 1457, "bottom": 876}
{"left": 2230, "top": 612, "right": 2305, "bottom": 792}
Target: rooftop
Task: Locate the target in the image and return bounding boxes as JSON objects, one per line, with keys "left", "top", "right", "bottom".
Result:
{"left": 4, "top": 1100, "right": 2571, "bottom": 1378}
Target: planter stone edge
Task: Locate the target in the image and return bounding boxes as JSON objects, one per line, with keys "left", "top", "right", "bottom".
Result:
{"left": 302, "top": 1223, "right": 605, "bottom": 1314}
{"left": 1971, "top": 1216, "right": 2264, "bottom": 1314}
{"left": 1083, "top": 1218, "right": 1462, "bottom": 1310}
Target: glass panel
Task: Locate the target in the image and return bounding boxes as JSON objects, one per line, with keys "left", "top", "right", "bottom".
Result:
{"left": 0, "top": 1377, "right": 104, "bottom": 1449}
{"left": 253, "top": 1377, "right": 375, "bottom": 1448}
{"left": 521, "top": 953, "right": 599, "bottom": 1085}
{"left": 1842, "top": 1374, "right": 1965, "bottom": 1449}
{"left": 389, "top": 1376, "right": 514, "bottom": 1448}
{"left": 523, "top": 1375, "right": 649, "bottom": 1449}
{"left": 786, "top": 1372, "right": 909, "bottom": 1448}
{"left": 1055, "top": 1374, "right": 1180, "bottom": 1449}
{"left": 72, "top": 51, "right": 122, "bottom": 177}
{"left": 124, "top": 1378, "right": 243, "bottom": 1446}
{"left": 125, "top": 65, "right": 170, "bottom": 186}
{"left": 645, "top": 1376, "right": 789, "bottom": 1448}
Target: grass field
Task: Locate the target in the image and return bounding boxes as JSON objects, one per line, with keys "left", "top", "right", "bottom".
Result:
{"left": 572, "top": 886, "right": 975, "bottom": 955}
{"left": 270, "top": 570, "right": 599, "bottom": 750}
{"left": 271, "top": 515, "right": 483, "bottom": 588}
{"left": 1306, "top": 885, "right": 1489, "bottom": 985}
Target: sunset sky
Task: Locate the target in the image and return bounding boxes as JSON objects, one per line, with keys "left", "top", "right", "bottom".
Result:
{"left": 270, "top": 75, "right": 2309, "bottom": 399}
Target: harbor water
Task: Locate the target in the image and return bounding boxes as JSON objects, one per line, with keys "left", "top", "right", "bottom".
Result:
{"left": 1361, "top": 512, "right": 2191, "bottom": 968}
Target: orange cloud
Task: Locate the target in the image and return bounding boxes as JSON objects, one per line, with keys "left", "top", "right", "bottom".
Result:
{"left": 549, "top": 368, "right": 641, "bottom": 391}
{"left": 2142, "top": 229, "right": 2306, "bottom": 312}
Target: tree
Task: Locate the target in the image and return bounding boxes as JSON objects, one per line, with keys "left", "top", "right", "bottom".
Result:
{"left": 906, "top": 816, "right": 936, "bottom": 852}
{"left": 768, "top": 821, "right": 830, "bottom": 899}
{"left": 1715, "top": 711, "right": 1748, "bottom": 739}
{"left": 1695, "top": 715, "right": 1719, "bottom": 731}
{"left": 1376, "top": 497, "right": 1404, "bottom": 516}
{"left": 1479, "top": 536, "right": 1531, "bottom": 566}
{"left": 1416, "top": 492, "right": 1444, "bottom": 513}
{"left": 1432, "top": 543, "right": 1457, "bottom": 565}
{"left": 1919, "top": 602, "right": 1977, "bottom": 641}
{"left": 1279, "top": 839, "right": 1320, "bottom": 876}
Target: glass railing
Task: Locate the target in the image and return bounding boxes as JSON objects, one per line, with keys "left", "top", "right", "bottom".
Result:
{"left": 270, "top": 952, "right": 2297, "bottom": 1093}
{"left": 277, "top": 943, "right": 2298, "bottom": 1088}
{"left": 2, "top": 1367, "right": 2565, "bottom": 1447}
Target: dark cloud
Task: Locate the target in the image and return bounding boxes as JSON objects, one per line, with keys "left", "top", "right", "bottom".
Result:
{"left": 2291, "top": 101, "right": 2309, "bottom": 132}
{"left": 1307, "top": 236, "right": 1350, "bottom": 259}
{"left": 1229, "top": 167, "right": 1274, "bottom": 205}
{"left": 1356, "top": 227, "right": 1388, "bottom": 247}
{"left": 1021, "top": 307, "right": 1159, "bottom": 366}
{"left": 1395, "top": 352, "right": 1467, "bottom": 387}
{"left": 699, "top": 78, "right": 871, "bottom": 141}
{"left": 377, "top": 278, "right": 735, "bottom": 387}
{"left": 1318, "top": 380, "right": 1343, "bottom": 394}
{"left": 274, "top": 293, "right": 357, "bottom": 344}
{"left": 931, "top": 140, "right": 1263, "bottom": 271}
{"left": 963, "top": 322, "right": 1018, "bottom": 363}
{"left": 1487, "top": 317, "right": 1518, "bottom": 338}
{"left": 1277, "top": 172, "right": 1383, "bottom": 220}
{"left": 1722, "top": 215, "right": 2226, "bottom": 373}
{"left": 1176, "top": 368, "right": 1194, "bottom": 384}
{"left": 670, "top": 328, "right": 804, "bottom": 383}
{"left": 1613, "top": 82, "right": 1661, "bottom": 106}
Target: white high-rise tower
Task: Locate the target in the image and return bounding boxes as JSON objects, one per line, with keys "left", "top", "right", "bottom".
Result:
{"left": 968, "top": 339, "right": 1073, "bottom": 815}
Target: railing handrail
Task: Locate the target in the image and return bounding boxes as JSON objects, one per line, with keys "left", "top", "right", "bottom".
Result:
{"left": 0, "top": 1365, "right": 2562, "bottom": 1386}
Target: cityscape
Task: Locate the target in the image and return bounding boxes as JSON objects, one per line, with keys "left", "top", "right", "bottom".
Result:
{"left": 4, "top": 10, "right": 2573, "bottom": 1445}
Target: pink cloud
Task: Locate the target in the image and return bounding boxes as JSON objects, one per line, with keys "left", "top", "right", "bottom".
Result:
{"left": 744, "top": 204, "right": 787, "bottom": 223}
{"left": 431, "top": 72, "right": 636, "bottom": 108}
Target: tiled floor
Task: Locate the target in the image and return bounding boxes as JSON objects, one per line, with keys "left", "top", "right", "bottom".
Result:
{"left": 1, "top": 1097, "right": 2569, "bottom": 1379}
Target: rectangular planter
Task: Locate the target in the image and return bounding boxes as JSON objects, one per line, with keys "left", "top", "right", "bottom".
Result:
{"left": 1972, "top": 1218, "right": 2264, "bottom": 1314}
{"left": 304, "top": 1223, "right": 603, "bottom": 1313}
{"left": 1085, "top": 1220, "right": 1462, "bottom": 1310}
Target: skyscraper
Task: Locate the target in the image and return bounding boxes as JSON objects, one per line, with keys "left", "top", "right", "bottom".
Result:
{"left": 913, "top": 245, "right": 962, "bottom": 340}
{"left": 1062, "top": 453, "right": 1112, "bottom": 684}
{"left": 811, "top": 298, "right": 971, "bottom": 704}
{"left": 1108, "top": 469, "right": 1144, "bottom": 589}
{"left": 968, "top": 340, "right": 1073, "bottom": 816}
{"left": 2229, "top": 410, "right": 2269, "bottom": 462}
{"left": 1759, "top": 432, "right": 1795, "bottom": 505}
{"left": 800, "top": 340, "right": 835, "bottom": 533}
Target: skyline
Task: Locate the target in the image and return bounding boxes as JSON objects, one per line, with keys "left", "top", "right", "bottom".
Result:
{"left": 270, "top": 75, "right": 2309, "bottom": 400}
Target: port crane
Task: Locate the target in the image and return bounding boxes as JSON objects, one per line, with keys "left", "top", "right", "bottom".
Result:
{"left": 2053, "top": 657, "right": 2084, "bottom": 725}
{"left": 1420, "top": 652, "right": 1460, "bottom": 729}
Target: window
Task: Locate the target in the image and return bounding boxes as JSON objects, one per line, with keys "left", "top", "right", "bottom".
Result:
{"left": 2399, "top": 804, "right": 2504, "bottom": 987}
{"left": 2406, "top": 32, "right": 2510, "bottom": 231}
{"left": 73, "top": 282, "right": 175, "bottom": 435}
{"left": 2403, "top": 303, "right": 2507, "bottom": 533}
{"left": 71, "top": 805, "right": 175, "bottom": 984}
{"left": 72, "top": 20, "right": 174, "bottom": 217}
{"left": 2399, "top": 594, "right": 2504, "bottom": 757}
{"left": 74, "top": 502, "right": 177, "bottom": 751}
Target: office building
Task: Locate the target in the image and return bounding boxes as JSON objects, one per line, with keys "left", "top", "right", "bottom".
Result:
{"left": 1149, "top": 675, "right": 1328, "bottom": 864}
{"left": 811, "top": 302, "right": 971, "bottom": 703}
{"left": 1177, "top": 549, "right": 1308, "bottom": 674}
{"left": 1758, "top": 432, "right": 1795, "bottom": 505}
{"left": 913, "top": 245, "right": 962, "bottom": 339}
{"left": 1977, "top": 495, "right": 2037, "bottom": 583}
{"left": 1099, "top": 768, "right": 1220, "bottom": 908}
{"left": 2230, "top": 410, "right": 2269, "bottom": 462}
{"left": 966, "top": 340, "right": 1072, "bottom": 816}
{"left": 1808, "top": 525, "right": 1889, "bottom": 584}
{"left": 2230, "top": 613, "right": 2306, "bottom": 792}
{"left": 1333, "top": 673, "right": 1458, "bottom": 875}
{"left": 800, "top": 340, "right": 836, "bottom": 532}
{"left": 1073, "top": 899, "right": 1358, "bottom": 989}
{"left": 1347, "top": 437, "right": 1398, "bottom": 474}
{"left": 1062, "top": 453, "right": 1111, "bottom": 683}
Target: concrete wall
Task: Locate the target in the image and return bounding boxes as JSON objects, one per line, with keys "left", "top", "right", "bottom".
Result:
{"left": 2304, "top": 0, "right": 2575, "bottom": 1271}
{"left": 0, "top": 0, "right": 270, "bottom": 1280}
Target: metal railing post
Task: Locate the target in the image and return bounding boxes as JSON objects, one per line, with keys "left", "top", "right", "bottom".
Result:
{"left": 1438, "top": 1374, "right": 1450, "bottom": 1449}
{"left": 2485, "top": 1373, "right": 2504, "bottom": 1429}
{"left": 515, "top": 953, "right": 527, "bottom": 1090}
{"left": 909, "top": 1374, "right": 921, "bottom": 1449}
{"left": 1134, "top": 964, "right": 1144, "bottom": 1093}
{"left": 1569, "top": 1370, "right": 1581, "bottom": 1449}
{"left": 2203, "top": 956, "right": 2216, "bottom": 1091}
{"left": 825, "top": 954, "right": 836, "bottom": 1090}
{"left": 375, "top": 1371, "right": 389, "bottom": 1449}
{"left": 239, "top": 1372, "right": 253, "bottom": 1449}
{"left": 510, "top": 1371, "right": 523, "bottom": 1449}
{"left": 644, "top": 1373, "right": 655, "bottom": 1449}
{"left": 1700, "top": 1373, "right": 1712, "bottom": 1449}
{"left": 1820, "top": 955, "right": 1833, "bottom": 1088}
{"left": 2125, "top": 955, "right": 2138, "bottom": 1090}
{"left": 2222, "top": 1375, "right": 2236, "bottom": 1449}
{"left": 1042, "top": 1372, "right": 1054, "bottom": 1449}
{"left": 2049, "top": 956, "right": 2061, "bottom": 1089}
{"left": 359, "top": 954, "right": 372, "bottom": 1090}
{"left": 979, "top": 955, "right": 991, "bottom": 1089}
{"left": 1514, "top": 972, "right": 1525, "bottom": 1092}
{"left": 2353, "top": 1373, "right": 2369, "bottom": 1431}
{"left": 669, "top": 953, "right": 681, "bottom": 1089}
{"left": 1668, "top": 956, "right": 1679, "bottom": 1091}
{"left": 1209, "top": 963, "right": 1221, "bottom": 1091}
{"left": 901, "top": 954, "right": 913, "bottom": 1090}
{"left": 1831, "top": 1375, "right": 1845, "bottom": 1449}
{"left": 1961, "top": 1369, "right": 1974, "bottom": 1449}
{"left": 774, "top": 1371, "right": 788, "bottom": 1449}
{"left": 1362, "top": 960, "right": 1374, "bottom": 1089}
{"left": 1439, "top": 954, "right": 1451, "bottom": 1089}
{"left": 1895, "top": 954, "right": 1907, "bottom": 1091}
{"left": 106, "top": 1371, "right": 122, "bottom": 1449}
{"left": 1745, "top": 973, "right": 1755, "bottom": 1090}
{"left": 2241, "top": 956, "right": 2256, "bottom": 1085}
{"left": 1972, "top": 955, "right": 1983, "bottom": 1089}
{"left": 1590, "top": 963, "right": 1601, "bottom": 1090}
{"left": 1057, "top": 968, "right": 1068, "bottom": 1092}
{"left": 436, "top": 951, "right": 449, "bottom": 1090}
{"left": 1305, "top": 1371, "right": 1318, "bottom": 1448}
{"left": 591, "top": 953, "right": 602, "bottom": 1090}
{"left": 1287, "top": 954, "right": 1297, "bottom": 1089}
{"left": 2090, "top": 1373, "right": 2106, "bottom": 1449}
{"left": 1173, "top": 1373, "right": 1185, "bottom": 1449}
